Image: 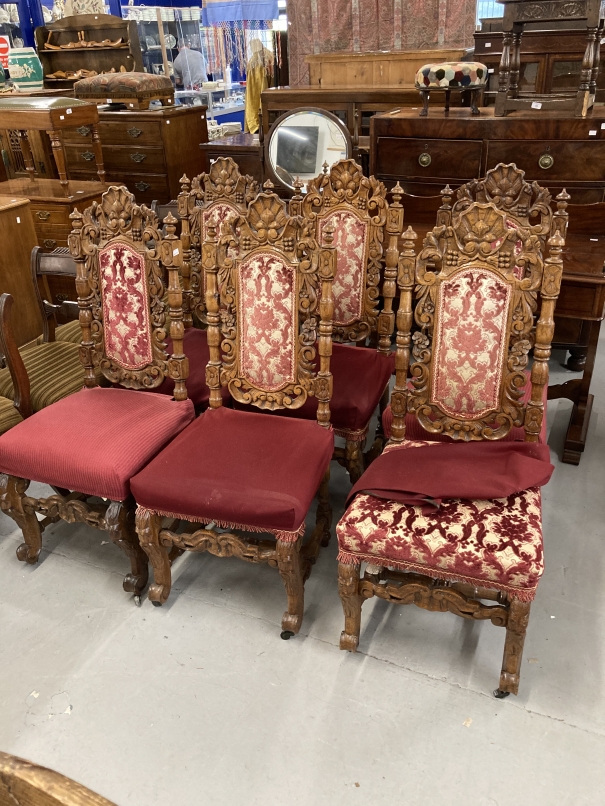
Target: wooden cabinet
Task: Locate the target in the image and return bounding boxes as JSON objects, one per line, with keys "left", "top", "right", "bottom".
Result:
{"left": 64, "top": 106, "right": 209, "bottom": 205}
{"left": 200, "top": 133, "right": 264, "bottom": 186}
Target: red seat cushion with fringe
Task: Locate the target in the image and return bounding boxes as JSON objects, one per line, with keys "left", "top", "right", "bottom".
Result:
{"left": 131, "top": 406, "right": 334, "bottom": 537}
{"left": 234, "top": 343, "right": 394, "bottom": 436}
{"left": 382, "top": 369, "right": 547, "bottom": 443}
{"left": 0, "top": 387, "right": 195, "bottom": 501}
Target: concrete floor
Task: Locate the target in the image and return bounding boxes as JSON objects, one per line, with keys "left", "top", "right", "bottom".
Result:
{"left": 1, "top": 342, "right": 604, "bottom": 806}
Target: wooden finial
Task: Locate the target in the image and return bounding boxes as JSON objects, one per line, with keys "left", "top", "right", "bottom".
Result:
{"left": 263, "top": 179, "right": 275, "bottom": 190}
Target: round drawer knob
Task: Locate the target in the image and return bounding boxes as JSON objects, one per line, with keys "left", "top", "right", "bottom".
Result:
{"left": 539, "top": 153, "right": 554, "bottom": 170}
{"left": 418, "top": 152, "right": 432, "bottom": 168}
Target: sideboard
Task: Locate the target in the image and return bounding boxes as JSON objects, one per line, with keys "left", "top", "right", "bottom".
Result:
{"left": 371, "top": 107, "right": 605, "bottom": 464}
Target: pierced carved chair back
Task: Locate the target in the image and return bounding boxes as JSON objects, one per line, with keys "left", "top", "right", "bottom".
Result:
{"left": 297, "top": 159, "right": 402, "bottom": 349}
{"left": 68, "top": 185, "right": 188, "bottom": 400}
{"left": 391, "top": 165, "right": 569, "bottom": 443}
{"left": 204, "top": 189, "right": 336, "bottom": 424}
{"left": 178, "top": 157, "right": 259, "bottom": 325}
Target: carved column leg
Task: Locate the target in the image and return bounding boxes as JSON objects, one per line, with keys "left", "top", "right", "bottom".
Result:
{"left": 495, "top": 30, "right": 513, "bottom": 116}
{"left": 509, "top": 27, "right": 523, "bottom": 98}
{"left": 419, "top": 90, "right": 429, "bottom": 116}
{"left": 106, "top": 499, "right": 149, "bottom": 596}
{"left": 338, "top": 561, "right": 363, "bottom": 651}
{"left": 345, "top": 438, "right": 365, "bottom": 484}
{"left": 18, "top": 131, "right": 35, "bottom": 180}
{"left": 48, "top": 129, "right": 68, "bottom": 186}
{"left": 0, "top": 475, "right": 43, "bottom": 564}
{"left": 90, "top": 124, "right": 106, "bottom": 184}
{"left": 577, "top": 27, "right": 598, "bottom": 116}
{"left": 495, "top": 598, "right": 531, "bottom": 698}
{"left": 590, "top": 28, "right": 601, "bottom": 94}
{"left": 135, "top": 507, "right": 171, "bottom": 606}
{"left": 277, "top": 536, "right": 305, "bottom": 638}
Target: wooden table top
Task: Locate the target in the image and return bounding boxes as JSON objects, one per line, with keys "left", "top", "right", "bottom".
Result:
{"left": 0, "top": 178, "right": 105, "bottom": 201}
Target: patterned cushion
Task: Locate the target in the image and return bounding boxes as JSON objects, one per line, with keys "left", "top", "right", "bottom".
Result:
{"left": 337, "top": 440, "right": 543, "bottom": 600}
{"left": 35, "top": 320, "right": 82, "bottom": 346}
{"left": 74, "top": 72, "right": 173, "bottom": 102}
{"left": 319, "top": 210, "right": 367, "bottom": 326}
{"left": 0, "top": 342, "right": 102, "bottom": 412}
{"left": 415, "top": 62, "right": 487, "bottom": 89}
{"left": 0, "top": 387, "right": 195, "bottom": 501}
{"left": 0, "top": 396, "right": 22, "bottom": 435}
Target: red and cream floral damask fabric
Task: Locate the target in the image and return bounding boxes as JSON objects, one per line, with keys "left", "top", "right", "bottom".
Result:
{"left": 98, "top": 242, "right": 153, "bottom": 370}
{"left": 320, "top": 210, "right": 367, "bottom": 326}
{"left": 337, "top": 441, "right": 544, "bottom": 601}
{"left": 201, "top": 201, "right": 238, "bottom": 242}
{"left": 238, "top": 252, "right": 297, "bottom": 390}
{"left": 431, "top": 268, "right": 511, "bottom": 420}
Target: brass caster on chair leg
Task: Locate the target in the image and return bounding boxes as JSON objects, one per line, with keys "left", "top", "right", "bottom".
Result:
{"left": 493, "top": 688, "right": 510, "bottom": 699}
{"left": 280, "top": 630, "right": 295, "bottom": 640}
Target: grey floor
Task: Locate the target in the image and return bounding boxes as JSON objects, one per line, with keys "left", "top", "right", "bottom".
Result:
{"left": 1, "top": 340, "right": 604, "bottom": 806}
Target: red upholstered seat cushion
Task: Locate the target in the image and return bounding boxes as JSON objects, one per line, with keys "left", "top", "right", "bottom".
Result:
{"left": 234, "top": 343, "right": 394, "bottom": 435}
{"left": 131, "top": 406, "right": 334, "bottom": 535}
{"left": 337, "top": 440, "right": 544, "bottom": 600}
{"left": 0, "top": 388, "right": 195, "bottom": 501}
{"left": 382, "top": 370, "right": 547, "bottom": 443}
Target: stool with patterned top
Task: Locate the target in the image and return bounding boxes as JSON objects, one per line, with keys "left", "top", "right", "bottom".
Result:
{"left": 415, "top": 61, "right": 487, "bottom": 116}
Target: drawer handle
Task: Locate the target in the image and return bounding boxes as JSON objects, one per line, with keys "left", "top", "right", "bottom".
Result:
{"left": 131, "top": 153, "right": 146, "bottom": 163}
{"left": 80, "top": 151, "right": 95, "bottom": 161}
{"left": 37, "top": 210, "right": 51, "bottom": 221}
{"left": 539, "top": 153, "right": 554, "bottom": 170}
{"left": 76, "top": 126, "right": 91, "bottom": 137}
{"left": 127, "top": 127, "right": 143, "bottom": 138}
{"left": 43, "top": 239, "right": 57, "bottom": 250}
{"left": 418, "top": 152, "right": 432, "bottom": 167}
{"left": 135, "top": 181, "right": 151, "bottom": 192}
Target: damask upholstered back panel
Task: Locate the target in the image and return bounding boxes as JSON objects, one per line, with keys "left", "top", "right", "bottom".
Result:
{"left": 98, "top": 240, "right": 153, "bottom": 371}
{"left": 201, "top": 201, "right": 239, "bottom": 242}
{"left": 319, "top": 210, "right": 367, "bottom": 326}
{"left": 238, "top": 251, "right": 297, "bottom": 391}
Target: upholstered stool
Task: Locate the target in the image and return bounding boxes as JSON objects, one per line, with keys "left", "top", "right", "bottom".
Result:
{"left": 74, "top": 72, "right": 174, "bottom": 109}
{"left": 415, "top": 62, "right": 487, "bottom": 116}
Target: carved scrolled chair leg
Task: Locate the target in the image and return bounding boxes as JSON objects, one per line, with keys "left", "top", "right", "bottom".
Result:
{"left": 0, "top": 475, "right": 43, "bottom": 564}
{"left": 276, "top": 537, "right": 305, "bottom": 638}
{"left": 495, "top": 598, "right": 531, "bottom": 698}
{"left": 135, "top": 508, "right": 171, "bottom": 606}
{"left": 338, "top": 561, "right": 363, "bottom": 651}
{"left": 106, "top": 499, "right": 149, "bottom": 595}
{"left": 345, "top": 438, "right": 365, "bottom": 484}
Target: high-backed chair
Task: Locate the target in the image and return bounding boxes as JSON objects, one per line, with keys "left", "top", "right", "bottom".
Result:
{"left": 131, "top": 190, "right": 336, "bottom": 637}
{"left": 31, "top": 246, "right": 82, "bottom": 347}
{"left": 288, "top": 159, "right": 404, "bottom": 481}
{"left": 336, "top": 167, "right": 569, "bottom": 697}
{"left": 0, "top": 186, "right": 195, "bottom": 599}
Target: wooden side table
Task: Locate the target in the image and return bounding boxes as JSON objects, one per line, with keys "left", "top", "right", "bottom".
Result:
{"left": 0, "top": 97, "right": 105, "bottom": 186}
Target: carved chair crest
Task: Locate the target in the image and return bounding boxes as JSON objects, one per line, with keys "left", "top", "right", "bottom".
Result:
{"left": 178, "top": 157, "right": 259, "bottom": 324}
{"left": 298, "top": 159, "right": 391, "bottom": 343}
{"left": 68, "top": 185, "right": 187, "bottom": 398}
{"left": 391, "top": 177, "right": 568, "bottom": 443}
{"left": 204, "top": 189, "right": 336, "bottom": 418}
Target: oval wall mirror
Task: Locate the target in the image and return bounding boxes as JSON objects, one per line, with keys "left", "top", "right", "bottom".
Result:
{"left": 265, "top": 107, "right": 352, "bottom": 191}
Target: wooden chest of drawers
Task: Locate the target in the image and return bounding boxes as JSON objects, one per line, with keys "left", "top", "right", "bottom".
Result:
{"left": 64, "top": 105, "right": 209, "bottom": 205}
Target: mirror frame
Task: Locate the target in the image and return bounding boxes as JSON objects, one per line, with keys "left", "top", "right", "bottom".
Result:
{"left": 263, "top": 106, "right": 353, "bottom": 192}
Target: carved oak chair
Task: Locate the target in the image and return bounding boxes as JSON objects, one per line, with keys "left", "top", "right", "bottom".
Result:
{"left": 281, "top": 159, "right": 403, "bottom": 481}
{"left": 336, "top": 170, "right": 569, "bottom": 697}
{"left": 0, "top": 751, "right": 118, "bottom": 806}
{"left": 130, "top": 190, "right": 336, "bottom": 637}
{"left": 0, "top": 186, "right": 195, "bottom": 599}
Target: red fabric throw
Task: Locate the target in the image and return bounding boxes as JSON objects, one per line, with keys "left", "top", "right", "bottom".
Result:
{"left": 347, "top": 441, "right": 553, "bottom": 509}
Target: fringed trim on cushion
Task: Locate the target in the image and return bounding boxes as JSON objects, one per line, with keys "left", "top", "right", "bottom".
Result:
{"left": 136, "top": 505, "right": 305, "bottom": 543}
{"left": 335, "top": 548, "right": 538, "bottom": 602}
{"left": 334, "top": 425, "right": 369, "bottom": 443}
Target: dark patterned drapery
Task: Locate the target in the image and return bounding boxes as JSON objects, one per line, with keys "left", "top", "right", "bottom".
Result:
{"left": 288, "top": 0, "right": 477, "bottom": 86}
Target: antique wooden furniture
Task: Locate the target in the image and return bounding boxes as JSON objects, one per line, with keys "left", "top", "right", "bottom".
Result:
{"left": 475, "top": 24, "right": 605, "bottom": 105}
{"left": 276, "top": 159, "right": 400, "bottom": 480}
{"left": 0, "top": 395, "right": 23, "bottom": 435}
{"left": 0, "top": 97, "right": 105, "bottom": 186}
{"left": 74, "top": 71, "right": 174, "bottom": 110}
{"left": 35, "top": 13, "right": 143, "bottom": 90}
{"left": 370, "top": 106, "right": 605, "bottom": 462}
{"left": 305, "top": 49, "right": 465, "bottom": 87}
{"left": 494, "top": 0, "right": 604, "bottom": 116}
{"left": 336, "top": 165, "right": 569, "bottom": 697}
{"left": 415, "top": 62, "right": 488, "bottom": 116}
{"left": 200, "top": 133, "right": 264, "bottom": 188}
{"left": 130, "top": 190, "right": 336, "bottom": 636}
{"left": 31, "top": 246, "right": 82, "bottom": 345}
{"left": 0, "top": 751, "right": 117, "bottom": 806}
{"left": 63, "top": 105, "right": 209, "bottom": 207}
{"left": 0, "top": 186, "right": 195, "bottom": 599}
